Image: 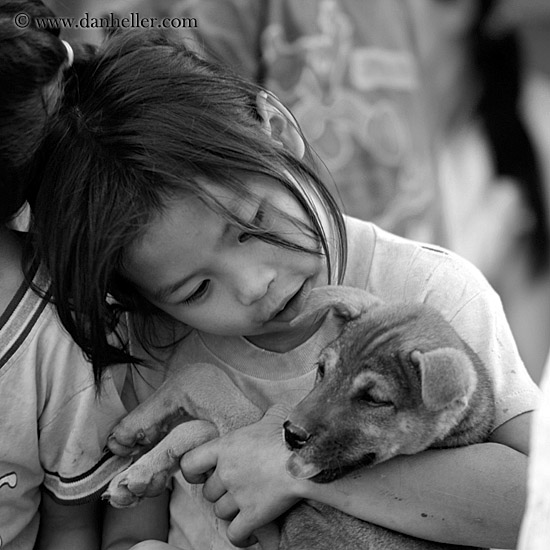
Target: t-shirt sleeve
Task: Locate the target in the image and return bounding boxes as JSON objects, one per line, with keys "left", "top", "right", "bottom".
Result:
{"left": 408, "top": 246, "right": 541, "bottom": 429}
{"left": 38, "top": 316, "right": 131, "bottom": 504}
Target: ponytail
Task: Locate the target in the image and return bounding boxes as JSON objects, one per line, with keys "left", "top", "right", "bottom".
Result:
{"left": 0, "top": 0, "right": 89, "bottom": 222}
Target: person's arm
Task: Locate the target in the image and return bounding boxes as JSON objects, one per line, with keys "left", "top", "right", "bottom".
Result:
{"left": 181, "top": 405, "right": 531, "bottom": 549}
{"left": 37, "top": 493, "right": 102, "bottom": 550}
{"left": 102, "top": 490, "right": 171, "bottom": 550}
{"left": 303, "top": 412, "right": 530, "bottom": 549}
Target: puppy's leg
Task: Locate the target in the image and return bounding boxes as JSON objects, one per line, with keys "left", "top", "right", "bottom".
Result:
{"left": 107, "top": 372, "right": 198, "bottom": 458}
{"left": 108, "top": 363, "right": 261, "bottom": 457}
{"left": 105, "top": 419, "right": 218, "bottom": 508}
{"left": 106, "top": 363, "right": 264, "bottom": 509}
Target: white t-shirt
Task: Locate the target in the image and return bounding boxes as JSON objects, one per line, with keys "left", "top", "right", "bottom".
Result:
{"left": 128, "top": 217, "right": 540, "bottom": 550}
{"left": 0, "top": 268, "right": 131, "bottom": 550}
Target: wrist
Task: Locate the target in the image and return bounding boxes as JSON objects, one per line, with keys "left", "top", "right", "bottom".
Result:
{"left": 283, "top": 468, "right": 323, "bottom": 502}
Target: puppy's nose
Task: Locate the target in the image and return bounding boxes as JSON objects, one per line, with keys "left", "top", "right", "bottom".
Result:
{"left": 283, "top": 420, "right": 311, "bottom": 449}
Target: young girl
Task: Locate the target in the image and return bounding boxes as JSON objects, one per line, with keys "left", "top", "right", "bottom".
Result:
{"left": 0, "top": 2, "right": 154, "bottom": 548}
{"left": 30, "top": 29, "right": 540, "bottom": 549}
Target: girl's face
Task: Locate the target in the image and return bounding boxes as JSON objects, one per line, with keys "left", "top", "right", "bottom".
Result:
{"left": 122, "top": 175, "right": 329, "bottom": 349}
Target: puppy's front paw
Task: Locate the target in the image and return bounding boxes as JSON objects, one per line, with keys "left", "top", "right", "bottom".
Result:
{"left": 107, "top": 416, "right": 172, "bottom": 457}
{"left": 103, "top": 461, "right": 171, "bottom": 508}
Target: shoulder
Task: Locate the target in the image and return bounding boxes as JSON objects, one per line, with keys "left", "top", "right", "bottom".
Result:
{"left": 0, "top": 275, "right": 130, "bottom": 505}
{"left": 344, "top": 220, "right": 540, "bottom": 427}
{"left": 1, "top": 264, "right": 99, "bottom": 400}
{"left": 344, "top": 217, "right": 492, "bottom": 308}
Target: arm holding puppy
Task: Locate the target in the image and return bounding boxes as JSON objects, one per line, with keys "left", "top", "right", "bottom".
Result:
{"left": 181, "top": 284, "right": 538, "bottom": 550}
{"left": 182, "top": 402, "right": 530, "bottom": 549}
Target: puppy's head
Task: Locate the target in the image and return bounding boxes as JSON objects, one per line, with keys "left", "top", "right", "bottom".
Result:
{"left": 285, "top": 290, "right": 478, "bottom": 483}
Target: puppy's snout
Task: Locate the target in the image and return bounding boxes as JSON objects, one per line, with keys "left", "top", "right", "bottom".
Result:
{"left": 283, "top": 420, "right": 311, "bottom": 449}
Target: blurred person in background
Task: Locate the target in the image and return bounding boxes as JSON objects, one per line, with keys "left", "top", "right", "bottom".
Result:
{"left": 106, "top": 0, "right": 445, "bottom": 245}
{"left": 411, "top": 0, "right": 550, "bottom": 384}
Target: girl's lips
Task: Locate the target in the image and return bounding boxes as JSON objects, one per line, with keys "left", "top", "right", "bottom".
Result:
{"left": 268, "top": 281, "right": 310, "bottom": 323}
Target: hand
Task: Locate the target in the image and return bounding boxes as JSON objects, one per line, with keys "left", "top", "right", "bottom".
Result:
{"left": 180, "top": 404, "right": 307, "bottom": 547}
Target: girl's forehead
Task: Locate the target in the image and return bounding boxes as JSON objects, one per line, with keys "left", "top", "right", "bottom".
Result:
{"left": 200, "top": 174, "right": 294, "bottom": 211}
{"left": 201, "top": 179, "right": 252, "bottom": 207}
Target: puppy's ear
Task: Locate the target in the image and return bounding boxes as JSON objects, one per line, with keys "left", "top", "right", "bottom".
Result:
{"left": 412, "top": 348, "right": 477, "bottom": 411}
{"left": 290, "top": 286, "right": 380, "bottom": 327}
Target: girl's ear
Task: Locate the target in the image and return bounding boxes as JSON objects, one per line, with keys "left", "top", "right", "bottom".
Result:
{"left": 256, "top": 91, "right": 305, "bottom": 160}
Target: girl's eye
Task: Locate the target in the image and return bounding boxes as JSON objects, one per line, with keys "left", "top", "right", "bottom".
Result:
{"left": 238, "top": 206, "right": 264, "bottom": 243}
{"left": 180, "top": 280, "right": 210, "bottom": 306}
{"left": 238, "top": 232, "right": 253, "bottom": 243}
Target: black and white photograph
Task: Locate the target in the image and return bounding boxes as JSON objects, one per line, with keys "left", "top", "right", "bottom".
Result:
{"left": 1, "top": 1, "right": 549, "bottom": 549}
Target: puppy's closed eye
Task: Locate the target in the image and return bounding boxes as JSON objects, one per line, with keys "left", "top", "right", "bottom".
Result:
{"left": 356, "top": 392, "right": 394, "bottom": 408}
{"left": 354, "top": 383, "right": 394, "bottom": 408}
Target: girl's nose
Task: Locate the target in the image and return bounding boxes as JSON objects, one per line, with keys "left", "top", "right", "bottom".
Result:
{"left": 235, "top": 265, "right": 276, "bottom": 306}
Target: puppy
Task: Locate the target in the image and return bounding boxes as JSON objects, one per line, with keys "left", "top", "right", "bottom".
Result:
{"left": 105, "top": 286, "right": 494, "bottom": 550}
{"left": 278, "top": 286, "right": 494, "bottom": 549}
{"left": 283, "top": 286, "right": 495, "bottom": 481}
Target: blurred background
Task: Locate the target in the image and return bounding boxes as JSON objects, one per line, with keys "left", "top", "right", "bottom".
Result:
{"left": 44, "top": 1, "right": 550, "bottom": 76}
{"left": 44, "top": 0, "right": 550, "bottom": 385}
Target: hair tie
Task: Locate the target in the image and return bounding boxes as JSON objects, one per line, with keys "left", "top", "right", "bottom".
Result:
{"left": 61, "top": 40, "right": 74, "bottom": 67}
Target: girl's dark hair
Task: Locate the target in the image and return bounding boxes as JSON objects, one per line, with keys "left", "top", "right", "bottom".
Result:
{"left": 31, "top": 30, "right": 347, "bottom": 385}
{"left": 473, "top": 0, "right": 549, "bottom": 274}
{"left": 0, "top": 0, "right": 67, "bottom": 223}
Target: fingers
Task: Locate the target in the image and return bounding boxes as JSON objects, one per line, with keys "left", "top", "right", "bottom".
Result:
{"left": 226, "top": 513, "right": 260, "bottom": 548}
{"left": 212, "top": 492, "right": 239, "bottom": 521}
{"left": 202, "top": 470, "right": 226, "bottom": 502}
{"left": 181, "top": 405, "right": 289, "bottom": 484}
{"left": 180, "top": 439, "right": 219, "bottom": 484}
